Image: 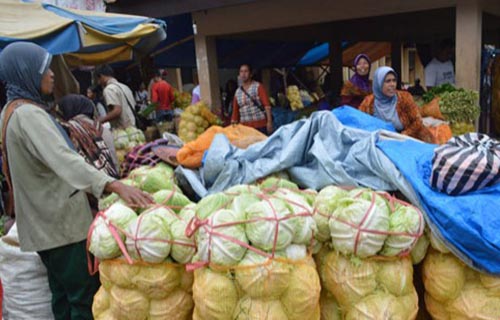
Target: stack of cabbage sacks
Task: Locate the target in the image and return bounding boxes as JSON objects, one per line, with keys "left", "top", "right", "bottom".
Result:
{"left": 313, "top": 186, "right": 424, "bottom": 320}
{"left": 188, "top": 178, "right": 321, "bottom": 320}
{"left": 89, "top": 163, "right": 196, "bottom": 320}
{"left": 113, "top": 127, "right": 146, "bottom": 164}
{"left": 423, "top": 234, "right": 500, "bottom": 319}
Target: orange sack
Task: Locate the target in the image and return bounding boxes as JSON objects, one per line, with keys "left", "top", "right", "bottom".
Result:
{"left": 428, "top": 124, "right": 453, "bottom": 144}
{"left": 421, "top": 97, "right": 445, "bottom": 120}
{"left": 176, "top": 125, "right": 267, "bottom": 169}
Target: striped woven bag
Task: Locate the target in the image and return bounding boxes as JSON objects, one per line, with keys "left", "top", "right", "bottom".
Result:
{"left": 430, "top": 133, "right": 500, "bottom": 195}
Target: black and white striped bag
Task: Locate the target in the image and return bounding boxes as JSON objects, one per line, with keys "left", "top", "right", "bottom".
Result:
{"left": 430, "top": 133, "right": 500, "bottom": 195}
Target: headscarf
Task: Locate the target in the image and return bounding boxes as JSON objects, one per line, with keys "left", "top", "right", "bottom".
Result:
{"left": 350, "top": 54, "right": 371, "bottom": 93}
{"left": 0, "top": 42, "right": 52, "bottom": 106}
{"left": 58, "top": 94, "right": 96, "bottom": 121}
{"left": 372, "top": 66, "right": 403, "bottom": 131}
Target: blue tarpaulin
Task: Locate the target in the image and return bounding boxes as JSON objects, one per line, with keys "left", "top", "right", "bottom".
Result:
{"left": 176, "top": 110, "right": 500, "bottom": 274}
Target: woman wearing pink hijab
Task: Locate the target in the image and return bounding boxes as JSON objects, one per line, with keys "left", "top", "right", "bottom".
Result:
{"left": 340, "top": 54, "right": 372, "bottom": 108}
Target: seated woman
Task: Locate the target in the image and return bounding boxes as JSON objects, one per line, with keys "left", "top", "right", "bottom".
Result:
{"left": 359, "top": 67, "right": 435, "bottom": 143}
{"left": 57, "top": 94, "right": 119, "bottom": 177}
{"left": 340, "top": 54, "right": 372, "bottom": 108}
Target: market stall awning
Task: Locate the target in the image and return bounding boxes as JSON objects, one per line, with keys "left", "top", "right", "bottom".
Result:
{"left": 298, "top": 41, "right": 391, "bottom": 66}
{"left": 0, "top": 0, "right": 166, "bottom": 65}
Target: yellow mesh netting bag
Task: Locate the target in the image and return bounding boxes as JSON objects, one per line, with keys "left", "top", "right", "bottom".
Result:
{"left": 93, "top": 260, "right": 193, "bottom": 320}
{"left": 423, "top": 248, "right": 500, "bottom": 319}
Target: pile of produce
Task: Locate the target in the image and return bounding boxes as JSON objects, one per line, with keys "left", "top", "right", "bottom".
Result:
{"left": 313, "top": 186, "right": 424, "bottom": 319}
{"left": 113, "top": 127, "right": 146, "bottom": 164}
{"left": 89, "top": 162, "right": 196, "bottom": 320}
{"left": 423, "top": 234, "right": 500, "bottom": 319}
{"left": 173, "top": 90, "right": 192, "bottom": 110}
{"left": 286, "top": 86, "right": 304, "bottom": 111}
{"left": 420, "top": 84, "right": 480, "bottom": 135}
{"left": 439, "top": 90, "right": 480, "bottom": 135}
{"left": 93, "top": 260, "right": 194, "bottom": 320}
{"left": 178, "top": 102, "right": 220, "bottom": 143}
{"left": 189, "top": 178, "right": 321, "bottom": 320}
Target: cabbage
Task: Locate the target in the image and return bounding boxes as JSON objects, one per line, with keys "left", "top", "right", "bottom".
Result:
{"left": 193, "top": 268, "right": 239, "bottom": 320}
{"left": 281, "top": 263, "right": 321, "bottom": 320}
{"left": 131, "top": 263, "right": 180, "bottom": 299}
{"left": 170, "top": 219, "right": 196, "bottom": 264}
{"left": 376, "top": 257, "right": 413, "bottom": 296}
{"left": 99, "top": 260, "right": 140, "bottom": 289}
{"left": 245, "top": 198, "right": 296, "bottom": 251}
{"left": 381, "top": 205, "right": 423, "bottom": 256}
{"left": 129, "top": 166, "right": 152, "bottom": 183}
{"left": 230, "top": 193, "right": 260, "bottom": 221}
{"left": 195, "top": 193, "right": 231, "bottom": 219}
{"left": 320, "top": 250, "right": 377, "bottom": 307}
{"left": 126, "top": 127, "right": 145, "bottom": 143}
{"left": 196, "top": 209, "right": 248, "bottom": 266}
{"left": 109, "top": 286, "right": 149, "bottom": 320}
{"left": 89, "top": 203, "right": 137, "bottom": 260}
{"left": 284, "top": 244, "right": 307, "bottom": 261}
{"left": 429, "top": 231, "right": 450, "bottom": 253}
{"left": 149, "top": 289, "right": 193, "bottom": 320}
{"left": 152, "top": 190, "right": 192, "bottom": 214}
{"left": 125, "top": 208, "right": 173, "bottom": 263}
{"left": 329, "top": 198, "right": 389, "bottom": 257}
{"left": 134, "top": 167, "right": 175, "bottom": 194}
{"left": 446, "top": 281, "right": 500, "bottom": 319}
{"left": 302, "top": 189, "right": 318, "bottom": 206}
{"left": 233, "top": 296, "right": 287, "bottom": 320}
{"left": 313, "top": 186, "right": 349, "bottom": 242}
{"left": 225, "top": 184, "right": 261, "bottom": 197}
{"left": 423, "top": 249, "right": 465, "bottom": 303}
{"left": 235, "top": 250, "right": 291, "bottom": 298}
{"left": 260, "top": 177, "right": 298, "bottom": 191}
{"left": 273, "top": 188, "right": 317, "bottom": 245}
{"left": 113, "top": 129, "right": 129, "bottom": 149}
{"left": 344, "top": 293, "right": 409, "bottom": 320}
{"left": 179, "top": 203, "right": 196, "bottom": 221}
{"left": 92, "top": 287, "right": 110, "bottom": 318}
{"left": 479, "top": 273, "right": 500, "bottom": 296}
{"left": 320, "top": 291, "right": 342, "bottom": 320}
{"left": 348, "top": 188, "right": 390, "bottom": 213}
{"left": 410, "top": 233, "right": 429, "bottom": 265}
{"left": 154, "top": 162, "right": 175, "bottom": 178}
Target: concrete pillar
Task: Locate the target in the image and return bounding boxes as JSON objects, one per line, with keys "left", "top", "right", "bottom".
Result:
{"left": 329, "top": 41, "right": 343, "bottom": 103}
{"left": 194, "top": 34, "right": 222, "bottom": 113}
{"left": 456, "top": 0, "right": 482, "bottom": 91}
{"left": 175, "top": 68, "right": 183, "bottom": 92}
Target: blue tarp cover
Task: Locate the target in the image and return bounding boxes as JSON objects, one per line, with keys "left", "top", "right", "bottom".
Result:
{"left": 176, "top": 110, "right": 500, "bottom": 274}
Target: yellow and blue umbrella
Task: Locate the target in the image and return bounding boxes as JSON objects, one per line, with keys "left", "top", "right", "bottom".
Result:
{"left": 0, "top": 0, "right": 166, "bottom": 66}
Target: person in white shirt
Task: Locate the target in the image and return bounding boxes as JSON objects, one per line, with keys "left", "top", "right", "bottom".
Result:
{"left": 425, "top": 40, "right": 455, "bottom": 89}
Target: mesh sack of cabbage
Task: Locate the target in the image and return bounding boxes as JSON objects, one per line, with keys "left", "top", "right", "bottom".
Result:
{"left": 92, "top": 259, "right": 194, "bottom": 320}
{"left": 316, "top": 248, "right": 418, "bottom": 320}
{"left": 88, "top": 202, "right": 197, "bottom": 320}
{"left": 422, "top": 236, "right": 500, "bottom": 319}
{"left": 312, "top": 186, "right": 425, "bottom": 258}
{"left": 186, "top": 182, "right": 321, "bottom": 320}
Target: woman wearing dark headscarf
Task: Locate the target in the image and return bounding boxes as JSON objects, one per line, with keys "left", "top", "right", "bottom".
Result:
{"left": 0, "top": 42, "right": 152, "bottom": 320}
{"left": 57, "top": 94, "right": 119, "bottom": 177}
{"left": 340, "top": 54, "right": 372, "bottom": 108}
{"left": 359, "top": 66, "right": 435, "bottom": 143}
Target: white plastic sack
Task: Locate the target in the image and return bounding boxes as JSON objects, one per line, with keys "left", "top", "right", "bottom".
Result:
{"left": 0, "top": 224, "right": 54, "bottom": 320}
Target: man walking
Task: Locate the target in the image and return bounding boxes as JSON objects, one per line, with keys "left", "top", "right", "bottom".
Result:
{"left": 96, "top": 64, "right": 137, "bottom": 129}
{"left": 151, "top": 69, "right": 175, "bottom": 123}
